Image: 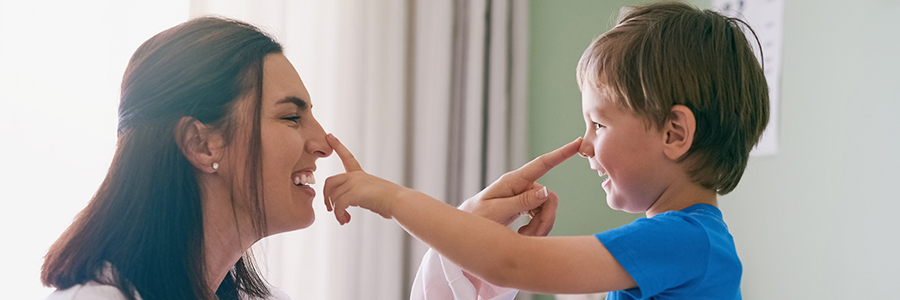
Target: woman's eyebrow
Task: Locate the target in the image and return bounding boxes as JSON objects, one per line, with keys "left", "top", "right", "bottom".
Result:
{"left": 276, "top": 96, "right": 310, "bottom": 110}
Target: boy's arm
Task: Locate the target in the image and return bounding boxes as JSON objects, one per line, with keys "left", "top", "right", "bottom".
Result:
{"left": 383, "top": 187, "right": 635, "bottom": 294}
{"left": 324, "top": 135, "right": 637, "bottom": 294}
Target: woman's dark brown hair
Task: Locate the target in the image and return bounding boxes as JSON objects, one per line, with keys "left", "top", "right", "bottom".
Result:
{"left": 41, "top": 16, "right": 282, "bottom": 300}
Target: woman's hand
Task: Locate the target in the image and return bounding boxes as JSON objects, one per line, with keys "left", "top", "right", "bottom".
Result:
{"left": 458, "top": 138, "right": 582, "bottom": 236}
{"left": 323, "top": 134, "right": 408, "bottom": 225}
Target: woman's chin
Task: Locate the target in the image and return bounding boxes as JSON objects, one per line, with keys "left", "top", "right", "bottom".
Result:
{"left": 294, "top": 217, "right": 315, "bottom": 231}
{"left": 291, "top": 210, "right": 316, "bottom": 230}
{"left": 267, "top": 209, "right": 315, "bottom": 235}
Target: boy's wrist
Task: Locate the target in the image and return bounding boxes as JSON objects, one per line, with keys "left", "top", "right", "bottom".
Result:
{"left": 387, "top": 186, "right": 418, "bottom": 218}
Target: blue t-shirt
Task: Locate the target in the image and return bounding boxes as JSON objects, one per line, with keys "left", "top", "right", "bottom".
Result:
{"left": 595, "top": 204, "right": 741, "bottom": 300}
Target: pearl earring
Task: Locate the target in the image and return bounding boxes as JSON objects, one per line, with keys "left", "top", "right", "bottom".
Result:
{"left": 212, "top": 162, "right": 219, "bottom": 170}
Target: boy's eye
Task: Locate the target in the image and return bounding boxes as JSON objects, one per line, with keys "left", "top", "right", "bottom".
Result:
{"left": 593, "top": 122, "right": 605, "bottom": 129}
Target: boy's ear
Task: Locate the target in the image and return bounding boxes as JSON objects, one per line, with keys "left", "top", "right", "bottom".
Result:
{"left": 175, "top": 116, "right": 225, "bottom": 173}
{"left": 662, "top": 105, "right": 696, "bottom": 160}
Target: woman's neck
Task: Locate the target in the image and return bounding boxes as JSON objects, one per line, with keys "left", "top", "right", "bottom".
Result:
{"left": 201, "top": 181, "right": 260, "bottom": 293}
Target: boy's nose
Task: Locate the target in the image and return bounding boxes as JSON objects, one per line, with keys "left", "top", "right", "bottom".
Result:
{"left": 578, "top": 137, "right": 594, "bottom": 158}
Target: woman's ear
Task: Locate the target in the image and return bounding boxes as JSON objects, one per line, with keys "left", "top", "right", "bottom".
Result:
{"left": 662, "top": 105, "right": 696, "bottom": 160}
{"left": 175, "top": 116, "right": 225, "bottom": 173}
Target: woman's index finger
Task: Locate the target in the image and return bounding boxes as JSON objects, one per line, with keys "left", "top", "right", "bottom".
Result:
{"left": 514, "top": 137, "right": 582, "bottom": 183}
{"left": 326, "top": 134, "right": 363, "bottom": 172}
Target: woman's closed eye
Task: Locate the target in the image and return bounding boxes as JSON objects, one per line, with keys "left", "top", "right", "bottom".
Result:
{"left": 283, "top": 116, "right": 301, "bottom": 124}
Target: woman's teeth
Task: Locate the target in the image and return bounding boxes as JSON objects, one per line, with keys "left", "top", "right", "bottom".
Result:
{"left": 292, "top": 173, "right": 315, "bottom": 186}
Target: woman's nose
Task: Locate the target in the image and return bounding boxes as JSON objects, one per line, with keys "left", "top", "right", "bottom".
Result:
{"left": 306, "top": 118, "right": 333, "bottom": 158}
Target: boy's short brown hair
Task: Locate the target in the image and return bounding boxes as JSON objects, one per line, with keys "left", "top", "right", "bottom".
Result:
{"left": 577, "top": 2, "right": 769, "bottom": 194}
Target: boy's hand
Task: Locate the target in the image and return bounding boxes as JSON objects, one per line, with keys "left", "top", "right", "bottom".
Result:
{"left": 323, "top": 134, "right": 407, "bottom": 225}
{"left": 458, "top": 138, "right": 582, "bottom": 236}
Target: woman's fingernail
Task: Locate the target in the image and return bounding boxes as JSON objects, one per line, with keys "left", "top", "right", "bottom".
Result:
{"left": 536, "top": 186, "right": 549, "bottom": 199}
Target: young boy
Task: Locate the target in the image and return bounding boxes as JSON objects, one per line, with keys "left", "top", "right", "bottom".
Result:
{"left": 324, "top": 2, "right": 768, "bottom": 299}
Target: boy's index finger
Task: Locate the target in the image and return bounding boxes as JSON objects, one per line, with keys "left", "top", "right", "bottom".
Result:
{"left": 326, "top": 134, "right": 363, "bottom": 172}
{"left": 514, "top": 137, "right": 582, "bottom": 183}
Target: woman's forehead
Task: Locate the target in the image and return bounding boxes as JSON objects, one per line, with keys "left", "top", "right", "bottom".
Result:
{"left": 262, "top": 53, "right": 311, "bottom": 106}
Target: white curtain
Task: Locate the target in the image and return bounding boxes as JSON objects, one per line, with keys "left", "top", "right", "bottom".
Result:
{"left": 0, "top": 1, "right": 190, "bottom": 298}
{"left": 189, "top": 1, "right": 529, "bottom": 299}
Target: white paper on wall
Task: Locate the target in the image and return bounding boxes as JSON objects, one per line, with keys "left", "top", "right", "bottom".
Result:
{"left": 712, "top": 0, "right": 784, "bottom": 157}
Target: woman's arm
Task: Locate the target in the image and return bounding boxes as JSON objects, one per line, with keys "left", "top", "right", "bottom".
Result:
{"left": 323, "top": 135, "right": 636, "bottom": 294}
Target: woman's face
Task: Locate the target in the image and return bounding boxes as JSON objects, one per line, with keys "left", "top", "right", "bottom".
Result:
{"left": 226, "top": 53, "right": 332, "bottom": 235}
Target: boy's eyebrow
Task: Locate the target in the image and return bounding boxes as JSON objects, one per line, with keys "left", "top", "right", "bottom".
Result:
{"left": 589, "top": 105, "right": 609, "bottom": 120}
{"left": 276, "top": 96, "right": 310, "bottom": 110}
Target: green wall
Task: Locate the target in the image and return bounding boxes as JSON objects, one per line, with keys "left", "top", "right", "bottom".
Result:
{"left": 527, "top": 0, "right": 900, "bottom": 299}
{"left": 527, "top": 0, "right": 651, "bottom": 239}
{"left": 717, "top": 1, "right": 900, "bottom": 298}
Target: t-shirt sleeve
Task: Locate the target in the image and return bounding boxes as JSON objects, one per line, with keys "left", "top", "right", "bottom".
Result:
{"left": 594, "top": 214, "right": 710, "bottom": 298}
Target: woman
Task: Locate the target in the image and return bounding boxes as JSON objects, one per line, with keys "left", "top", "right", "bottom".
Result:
{"left": 41, "top": 16, "right": 328, "bottom": 299}
{"left": 42, "top": 16, "right": 559, "bottom": 300}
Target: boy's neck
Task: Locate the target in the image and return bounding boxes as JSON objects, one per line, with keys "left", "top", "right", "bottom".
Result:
{"left": 644, "top": 177, "right": 718, "bottom": 218}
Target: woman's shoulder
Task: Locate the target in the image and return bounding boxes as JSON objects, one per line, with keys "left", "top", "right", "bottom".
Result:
{"left": 45, "top": 282, "right": 134, "bottom": 300}
{"left": 252, "top": 286, "right": 291, "bottom": 300}
{"left": 45, "top": 281, "right": 289, "bottom": 300}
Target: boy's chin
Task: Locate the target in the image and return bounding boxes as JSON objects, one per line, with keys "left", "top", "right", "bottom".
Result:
{"left": 606, "top": 196, "right": 650, "bottom": 214}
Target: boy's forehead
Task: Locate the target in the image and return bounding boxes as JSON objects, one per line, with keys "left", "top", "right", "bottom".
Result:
{"left": 582, "top": 86, "right": 619, "bottom": 109}
{"left": 581, "top": 86, "right": 649, "bottom": 123}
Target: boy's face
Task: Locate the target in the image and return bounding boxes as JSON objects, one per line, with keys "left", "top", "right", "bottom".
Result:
{"left": 578, "top": 87, "right": 671, "bottom": 213}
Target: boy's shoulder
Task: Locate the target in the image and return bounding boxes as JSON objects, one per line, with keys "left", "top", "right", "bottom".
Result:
{"left": 663, "top": 203, "right": 725, "bottom": 223}
{"left": 608, "top": 204, "right": 726, "bottom": 237}
{"left": 596, "top": 204, "right": 741, "bottom": 299}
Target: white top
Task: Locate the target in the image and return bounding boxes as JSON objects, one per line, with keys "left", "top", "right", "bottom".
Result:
{"left": 45, "top": 282, "right": 291, "bottom": 300}
{"left": 46, "top": 250, "right": 514, "bottom": 300}
{"left": 44, "top": 263, "right": 291, "bottom": 300}
{"left": 411, "top": 248, "right": 518, "bottom": 300}
{"left": 45, "top": 281, "right": 134, "bottom": 300}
